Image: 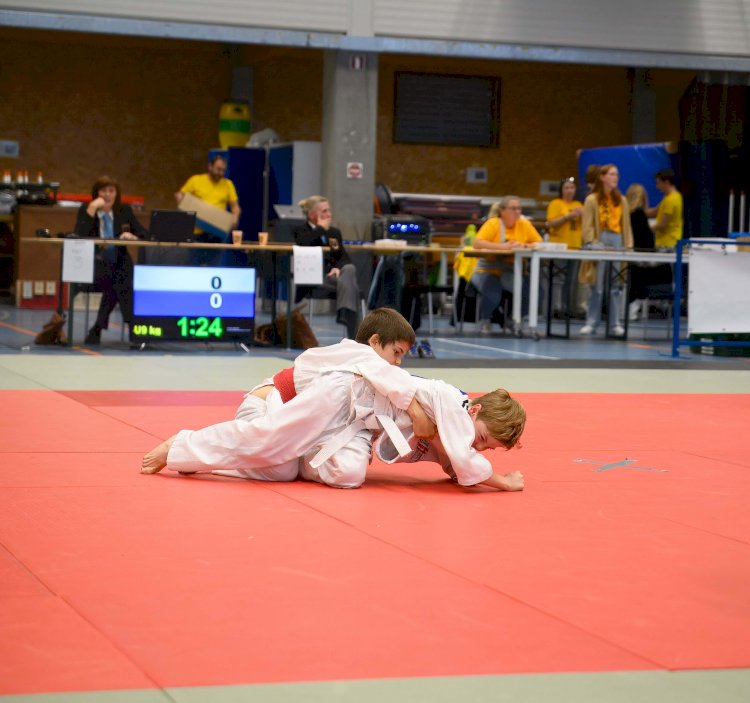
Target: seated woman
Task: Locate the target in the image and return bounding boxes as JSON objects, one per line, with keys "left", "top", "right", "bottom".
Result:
{"left": 293, "top": 195, "right": 360, "bottom": 339}
{"left": 74, "top": 176, "right": 148, "bottom": 344}
{"left": 469, "top": 195, "right": 542, "bottom": 333}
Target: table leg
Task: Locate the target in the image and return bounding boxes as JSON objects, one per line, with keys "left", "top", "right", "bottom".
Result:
{"left": 66, "top": 282, "right": 74, "bottom": 346}
{"left": 528, "top": 253, "right": 540, "bottom": 332}
{"left": 512, "top": 254, "right": 523, "bottom": 331}
{"left": 285, "top": 256, "right": 292, "bottom": 351}
{"left": 270, "top": 251, "right": 278, "bottom": 346}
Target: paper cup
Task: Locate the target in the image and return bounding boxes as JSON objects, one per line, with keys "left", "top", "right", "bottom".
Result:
{"left": 231, "top": 230, "right": 243, "bottom": 245}
{"left": 258, "top": 231, "right": 269, "bottom": 246}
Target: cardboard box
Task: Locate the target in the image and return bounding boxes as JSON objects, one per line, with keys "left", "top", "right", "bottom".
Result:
{"left": 178, "top": 191, "right": 233, "bottom": 237}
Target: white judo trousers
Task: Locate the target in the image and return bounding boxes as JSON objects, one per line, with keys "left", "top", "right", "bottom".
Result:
{"left": 167, "top": 339, "right": 420, "bottom": 489}
{"left": 167, "top": 371, "right": 385, "bottom": 488}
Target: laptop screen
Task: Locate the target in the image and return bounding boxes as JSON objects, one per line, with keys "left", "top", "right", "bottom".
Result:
{"left": 148, "top": 209, "right": 197, "bottom": 242}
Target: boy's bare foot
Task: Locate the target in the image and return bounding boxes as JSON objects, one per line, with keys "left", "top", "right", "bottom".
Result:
{"left": 141, "top": 435, "right": 176, "bottom": 474}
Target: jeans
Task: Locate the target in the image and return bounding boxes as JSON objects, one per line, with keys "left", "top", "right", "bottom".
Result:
{"left": 470, "top": 268, "right": 531, "bottom": 321}
{"left": 585, "top": 230, "right": 624, "bottom": 329}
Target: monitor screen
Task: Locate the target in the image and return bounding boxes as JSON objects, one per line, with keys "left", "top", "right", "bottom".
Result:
{"left": 148, "top": 209, "right": 197, "bottom": 242}
{"left": 131, "top": 265, "right": 256, "bottom": 342}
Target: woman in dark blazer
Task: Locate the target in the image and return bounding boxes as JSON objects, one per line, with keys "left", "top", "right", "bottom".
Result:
{"left": 74, "top": 176, "right": 148, "bottom": 344}
{"left": 292, "top": 195, "right": 359, "bottom": 339}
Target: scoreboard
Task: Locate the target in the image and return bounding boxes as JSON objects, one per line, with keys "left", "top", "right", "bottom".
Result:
{"left": 131, "top": 265, "right": 256, "bottom": 342}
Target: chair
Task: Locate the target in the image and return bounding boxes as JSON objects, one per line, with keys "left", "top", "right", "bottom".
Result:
{"left": 453, "top": 276, "right": 488, "bottom": 334}
{"left": 296, "top": 248, "right": 372, "bottom": 329}
{"left": 641, "top": 282, "right": 675, "bottom": 339}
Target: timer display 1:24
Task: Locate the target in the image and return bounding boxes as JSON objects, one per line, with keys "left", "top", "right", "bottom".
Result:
{"left": 176, "top": 316, "right": 224, "bottom": 338}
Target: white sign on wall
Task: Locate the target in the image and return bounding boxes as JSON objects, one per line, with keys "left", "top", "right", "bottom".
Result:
{"left": 346, "top": 162, "right": 363, "bottom": 179}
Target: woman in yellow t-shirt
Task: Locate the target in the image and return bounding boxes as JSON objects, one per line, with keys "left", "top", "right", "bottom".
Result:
{"left": 545, "top": 177, "right": 583, "bottom": 316}
{"left": 546, "top": 177, "right": 583, "bottom": 248}
{"left": 469, "top": 195, "right": 542, "bottom": 333}
{"left": 580, "top": 164, "right": 633, "bottom": 337}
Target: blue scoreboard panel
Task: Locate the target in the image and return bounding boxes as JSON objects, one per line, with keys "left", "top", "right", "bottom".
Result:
{"left": 131, "top": 266, "right": 256, "bottom": 342}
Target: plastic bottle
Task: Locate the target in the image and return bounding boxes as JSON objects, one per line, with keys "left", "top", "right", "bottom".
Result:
{"left": 463, "top": 223, "right": 477, "bottom": 247}
{"left": 37, "top": 171, "right": 43, "bottom": 184}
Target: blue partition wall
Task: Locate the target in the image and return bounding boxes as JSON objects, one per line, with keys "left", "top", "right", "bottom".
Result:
{"left": 268, "top": 144, "right": 293, "bottom": 206}
{"left": 578, "top": 143, "right": 676, "bottom": 207}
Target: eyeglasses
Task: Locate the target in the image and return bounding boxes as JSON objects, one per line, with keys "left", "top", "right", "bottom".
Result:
{"left": 505, "top": 206, "right": 522, "bottom": 211}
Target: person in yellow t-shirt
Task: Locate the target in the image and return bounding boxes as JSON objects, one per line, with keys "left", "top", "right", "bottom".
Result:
{"left": 469, "top": 195, "right": 542, "bottom": 333}
{"left": 647, "top": 168, "right": 683, "bottom": 249}
{"left": 176, "top": 155, "right": 241, "bottom": 265}
{"left": 580, "top": 164, "right": 633, "bottom": 337}
{"left": 546, "top": 177, "right": 583, "bottom": 249}
{"left": 545, "top": 177, "right": 584, "bottom": 316}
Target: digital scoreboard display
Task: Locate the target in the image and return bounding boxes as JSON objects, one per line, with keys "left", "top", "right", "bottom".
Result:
{"left": 131, "top": 265, "right": 256, "bottom": 342}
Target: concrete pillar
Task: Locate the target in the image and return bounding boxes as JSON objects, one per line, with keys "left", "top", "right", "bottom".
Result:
{"left": 631, "top": 68, "right": 656, "bottom": 145}
{"left": 321, "top": 49, "right": 378, "bottom": 242}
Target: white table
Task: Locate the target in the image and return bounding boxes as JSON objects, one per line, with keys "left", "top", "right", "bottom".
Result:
{"left": 512, "top": 248, "right": 679, "bottom": 336}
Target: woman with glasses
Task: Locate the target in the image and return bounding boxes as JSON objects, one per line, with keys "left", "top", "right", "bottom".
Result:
{"left": 470, "top": 195, "right": 542, "bottom": 334}
{"left": 580, "top": 164, "right": 634, "bottom": 336}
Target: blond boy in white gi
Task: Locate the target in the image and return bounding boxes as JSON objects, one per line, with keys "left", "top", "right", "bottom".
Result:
{"left": 372, "top": 384, "right": 525, "bottom": 491}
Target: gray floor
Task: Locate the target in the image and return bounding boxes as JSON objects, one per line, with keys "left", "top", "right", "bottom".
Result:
{"left": 1, "top": 298, "right": 748, "bottom": 368}
{"left": 1, "top": 298, "right": 749, "bottom": 703}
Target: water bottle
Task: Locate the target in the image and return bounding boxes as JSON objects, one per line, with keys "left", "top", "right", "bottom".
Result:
{"left": 463, "top": 223, "right": 477, "bottom": 247}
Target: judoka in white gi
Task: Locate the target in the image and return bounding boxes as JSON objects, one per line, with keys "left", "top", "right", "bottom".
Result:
{"left": 142, "top": 309, "right": 526, "bottom": 491}
{"left": 141, "top": 309, "right": 434, "bottom": 487}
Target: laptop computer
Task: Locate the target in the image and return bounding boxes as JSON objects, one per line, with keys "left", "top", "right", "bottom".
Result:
{"left": 273, "top": 204, "right": 304, "bottom": 220}
{"left": 148, "top": 209, "right": 197, "bottom": 242}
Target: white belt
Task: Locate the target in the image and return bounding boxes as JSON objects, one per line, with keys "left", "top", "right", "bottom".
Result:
{"left": 308, "top": 390, "right": 412, "bottom": 469}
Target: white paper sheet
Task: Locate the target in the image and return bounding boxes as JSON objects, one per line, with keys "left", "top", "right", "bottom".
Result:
{"left": 292, "top": 245, "right": 324, "bottom": 285}
{"left": 62, "top": 239, "right": 95, "bottom": 283}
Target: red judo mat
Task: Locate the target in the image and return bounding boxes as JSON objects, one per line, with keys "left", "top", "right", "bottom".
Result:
{"left": 0, "top": 389, "right": 748, "bottom": 695}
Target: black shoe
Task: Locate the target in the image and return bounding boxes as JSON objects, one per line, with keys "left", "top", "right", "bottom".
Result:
{"left": 85, "top": 327, "right": 101, "bottom": 345}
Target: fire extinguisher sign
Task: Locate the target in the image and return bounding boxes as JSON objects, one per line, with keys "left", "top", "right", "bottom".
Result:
{"left": 346, "top": 162, "right": 364, "bottom": 179}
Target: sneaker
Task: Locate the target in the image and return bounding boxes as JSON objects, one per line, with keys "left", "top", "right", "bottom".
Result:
{"left": 407, "top": 343, "right": 420, "bottom": 358}
{"left": 580, "top": 324, "right": 595, "bottom": 335}
{"left": 612, "top": 325, "right": 626, "bottom": 336}
{"left": 478, "top": 320, "right": 492, "bottom": 335}
{"left": 417, "top": 340, "right": 435, "bottom": 359}
{"left": 628, "top": 300, "right": 642, "bottom": 321}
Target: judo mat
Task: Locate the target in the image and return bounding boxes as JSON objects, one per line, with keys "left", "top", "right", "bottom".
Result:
{"left": 1, "top": 388, "right": 749, "bottom": 701}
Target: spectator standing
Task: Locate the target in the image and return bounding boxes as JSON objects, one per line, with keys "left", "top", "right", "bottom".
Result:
{"left": 176, "top": 155, "right": 241, "bottom": 266}
{"left": 626, "top": 183, "right": 674, "bottom": 321}
{"left": 580, "top": 164, "right": 634, "bottom": 336}
{"left": 647, "top": 168, "right": 683, "bottom": 249}
{"left": 545, "top": 177, "right": 583, "bottom": 316}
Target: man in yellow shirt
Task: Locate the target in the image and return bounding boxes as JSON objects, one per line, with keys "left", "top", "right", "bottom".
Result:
{"left": 176, "top": 155, "right": 241, "bottom": 265}
{"left": 648, "top": 168, "right": 682, "bottom": 248}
